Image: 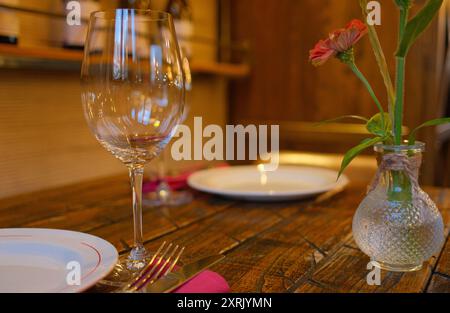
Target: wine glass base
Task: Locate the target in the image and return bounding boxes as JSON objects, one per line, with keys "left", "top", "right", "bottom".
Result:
{"left": 94, "top": 253, "right": 150, "bottom": 291}
{"left": 144, "top": 190, "right": 193, "bottom": 207}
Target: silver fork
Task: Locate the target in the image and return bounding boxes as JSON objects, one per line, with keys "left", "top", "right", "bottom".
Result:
{"left": 121, "top": 241, "right": 185, "bottom": 292}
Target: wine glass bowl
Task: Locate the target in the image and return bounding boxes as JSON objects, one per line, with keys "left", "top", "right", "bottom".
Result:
{"left": 143, "top": 55, "right": 193, "bottom": 208}
{"left": 82, "top": 10, "right": 185, "bottom": 167}
{"left": 81, "top": 9, "right": 185, "bottom": 281}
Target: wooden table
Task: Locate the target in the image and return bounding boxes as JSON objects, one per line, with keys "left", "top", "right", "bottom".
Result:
{"left": 0, "top": 174, "right": 449, "bottom": 293}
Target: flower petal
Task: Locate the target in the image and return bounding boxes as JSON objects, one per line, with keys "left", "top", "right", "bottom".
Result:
{"left": 309, "top": 19, "right": 367, "bottom": 65}
{"left": 309, "top": 39, "right": 336, "bottom": 66}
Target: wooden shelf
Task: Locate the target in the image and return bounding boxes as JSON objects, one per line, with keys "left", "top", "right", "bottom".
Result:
{"left": 0, "top": 44, "right": 250, "bottom": 78}
{"left": 0, "top": 44, "right": 82, "bottom": 62}
{"left": 190, "top": 61, "right": 250, "bottom": 78}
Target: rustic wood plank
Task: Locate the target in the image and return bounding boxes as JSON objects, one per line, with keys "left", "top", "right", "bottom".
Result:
{"left": 294, "top": 238, "right": 440, "bottom": 293}
{"left": 425, "top": 188, "right": 450, "bottom": 292}
{"left": 0, "top": 176, "right": 128, "bottom": 212}
{"left": 140, "top": 201, "right": 288, "bottom": 264}
{"left": 161, "top": 193, "right": 236, "bottom": 228}
{"left": 427, "top": 274, "right": 450, "bottom": 293}
{"left": 0, "top": 175, "right": 129, "bottom": 227}
{"left": 427, "top": 230, "right": 450, "bottom": 293}
{"left": 292, "top": 188, "right": 450, "bottom": 293}
{"left": 209, "top": 185, "right": 362, "bottom": 292}
{"left": 89, "top": 195, "right": 237, "bottom": 252}
{"left": 435, "top": 190, "right": 450, "bottom": 257}
{"left": 0, "top": 172, "right": 448, "bottom": 293}
{"left": 205, "top": 186, "right": 450, "bottom": 293}
{"left": 140, "top": 182, "right": 357, "bottom": 272}
{"left": 435, "top": 236, "right": 450, "bottom": 277}
{"left": 0, "top": 175, "right": 238, "bottom": 252}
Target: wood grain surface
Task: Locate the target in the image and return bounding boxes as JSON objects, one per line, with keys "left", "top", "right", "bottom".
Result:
{"left": 0, "top": 171, "right": 449, "bottom": 293}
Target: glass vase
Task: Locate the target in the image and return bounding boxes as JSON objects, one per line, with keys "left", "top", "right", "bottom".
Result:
{"left": 352, "top": 142, "right": 444, "bottom": 272}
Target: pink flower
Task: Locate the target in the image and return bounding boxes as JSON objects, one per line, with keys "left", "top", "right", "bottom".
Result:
{"left": 309, "top": 19, "right": 368, "bottom": 66}
{"left": 309, "top": 39, "right": 336, "bottom": 66}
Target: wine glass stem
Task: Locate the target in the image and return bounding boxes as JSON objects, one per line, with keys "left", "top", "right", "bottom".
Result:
{"left": 156, "top": 148, "right": 173, "bottom": 201}
{"left": 157, "top": 148, "right": 168, "bottom": 181}
{"left": 128, "top": 165, "right": 147, "bottom": 268}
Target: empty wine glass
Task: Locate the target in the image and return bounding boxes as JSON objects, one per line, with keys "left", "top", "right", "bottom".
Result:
{"left": 144, "top": 56, "right": 193, "bottom": 207}
{"left": 81, "top": 9, "right": 185, "bottom": 284}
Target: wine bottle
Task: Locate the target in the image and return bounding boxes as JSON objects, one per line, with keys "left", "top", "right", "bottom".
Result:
{"left": 62, "top": 0, "right": 100, "bottom": 50}
{"left": 0, "top": 0, "right": 20, "bottom": 45}
{"left": 165, "top": 0, "right": 194, "bottom": 59}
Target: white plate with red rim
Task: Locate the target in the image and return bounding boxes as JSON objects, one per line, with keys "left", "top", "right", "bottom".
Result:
{"left": 188, "top": 165, "right": 349, "bottom": 201}
{"left": 0, "top": 228, "right": 118, "bottom": 293}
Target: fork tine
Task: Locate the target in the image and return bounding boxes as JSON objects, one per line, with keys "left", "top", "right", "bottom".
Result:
{"left": 163, "top": 246, "right": 185, "bottom": 276}
{"left": 142, "top": 245, "right": 184, "bottom": 290}
{"left": 153, "top": 245, "right": 179, "bottom": 278}
{"left": 123, "top": 241, "right": 166, "bottom": 290}
{"left": 127, "top": 243, "right": 174, "bottom": 292}
{"left": 145, "top": 241, "right": 166, "bottom": 272}
{"left": 134, "top": 245, "right": 180, "bottom": 290}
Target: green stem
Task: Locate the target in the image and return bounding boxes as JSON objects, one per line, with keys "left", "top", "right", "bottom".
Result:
{"left": 389, "top": 7, "right": 410, "bottom": 201}
{"left": 348, "top": 61, "right": 385, "bottom": 128}
{"left": 394, "top": 8, "right": 409, "bottom": 145}
{"left": 359, "top": 0, "right": 396, "bottom": 116}
{"left": 394, "top": 57, "right": 406, "bottom": 145}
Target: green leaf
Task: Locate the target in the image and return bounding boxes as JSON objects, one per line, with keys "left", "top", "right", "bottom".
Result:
{"left": 408, "top": 117, "right": 450, "bottom": 144}
{"left": 366, "top": 113, "right": 392, "bottom": 137}
{"left": 315, "top": 115, "right": 369, "bottom": 127}
{"left": 338, "top": 137, "right": 384, "bottom": 178}
{"left": 396, "top": 0, "right": 444, "bottom": 57}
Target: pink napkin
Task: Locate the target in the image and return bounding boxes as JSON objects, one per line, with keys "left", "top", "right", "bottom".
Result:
{"left": 134, "top": 258, "right": 230, "bottom": 293}
{"left": 173, "top": 270, "right": 230, "bottom": 293}
{"left": 136, "top": 263, "right": 229, "bottom": 293}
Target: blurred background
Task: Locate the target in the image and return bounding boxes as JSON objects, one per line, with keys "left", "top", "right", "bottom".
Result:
{"left": 0, "top": 0, "right": 449, "bottom": 199}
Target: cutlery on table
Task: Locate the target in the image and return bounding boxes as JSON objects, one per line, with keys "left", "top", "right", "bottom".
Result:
{"left": 144, "top": 254, "right": 226, "bottom": 293}
{"left": 121, "top": 241, "right": 185, "bottom": 292}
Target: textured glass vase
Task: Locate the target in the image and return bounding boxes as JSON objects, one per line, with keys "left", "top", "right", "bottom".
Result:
{"left": 352, "top": 142, "right": 444, "bottom": 272}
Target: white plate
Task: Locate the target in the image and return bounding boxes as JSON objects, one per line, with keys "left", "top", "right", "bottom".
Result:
{"left": 188, "top": 165, "right": 349, "bottom": 201}
{"left": 0, "top": 228, "right": 118, "bottom": 293}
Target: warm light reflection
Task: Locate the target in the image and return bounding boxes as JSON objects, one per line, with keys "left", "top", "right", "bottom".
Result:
{"left": 150, "top": 45, "right": 162, "bottom": 83}
{"left": 257, "top": 164, "right": 268, "bottom": 186}
{"left": 183, "top": 57, "right": 192, "bottom": 91}
{"left": 113, "top": 10, "right": 128, "bottom": 80}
